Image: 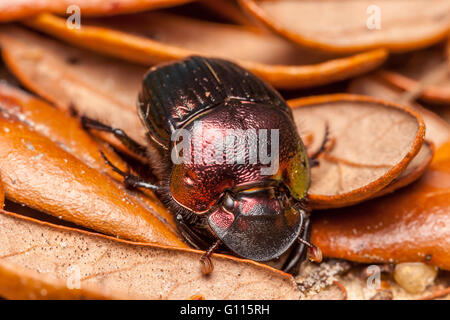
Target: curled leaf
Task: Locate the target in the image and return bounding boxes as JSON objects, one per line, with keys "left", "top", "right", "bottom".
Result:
{"left": 373, "top": 141, "right": 433, "bottom": 198}
{"left": 0, "top": 83, "right": 177, "bottom": 231}
{"left": 289, "top": 94, "right": 425, "bottom": 209}
{"left": 0, "top": 25, "right": 147, "bottom": 145}
{"left": 198, "top": 0, "right": 252, "bottom": 26}
{"left": 348, "top": 75, "right": 450, "bottom": 196}
{"left": 377, "top": 44, "right": 450, "bottom": 105}
{"left": 0, "top": 209, "right": 300, "bottom": 300}
{"left": 0, "top": 260, "right": 123, "bottom": 300}
{"left": 0, "top": 0, "right": 194, "bottom": 22}
{"left": 348, "top": 75, "right": 450, "bottom": 147}
{"left": 0, "top": 115, "right": 184, "bottom": 247}
{"left": 311, "top": 144, "right": 450, "bottom": 271}
{"left": 238, "top": 0, "right": 450, "bottom": 53}
{"left": 24, "top": 12, "right": 387, "bottom": 89}
{"left": 0, "top": 83, "right": 127, "bottom": 177}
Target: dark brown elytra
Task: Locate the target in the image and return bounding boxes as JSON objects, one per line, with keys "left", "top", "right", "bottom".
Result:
{"left": 82, "top": 56, "right": 322, "bottom": 275}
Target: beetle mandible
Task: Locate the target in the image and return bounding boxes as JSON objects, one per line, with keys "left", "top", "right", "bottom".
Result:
{"left": 82, "top": 56, "right": 323, "bottom": 274}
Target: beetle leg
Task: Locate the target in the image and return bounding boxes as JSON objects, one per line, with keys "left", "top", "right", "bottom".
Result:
{"left": 282, "top": 206, "right": 322, "bottom": 274}
{"left": 295, "top": 209, "right": 322, "bottom": 264}
{"left": 282, "top": 217, "right": 310, "bottom": 274}
{"left": 81, "top": 116, "right": 148, "bottom": 158}
{"left": 299, "top": 238, "right": 323, "bottom": 264}
{"left": 99, "top": 150, "right": 160, "bottom": 191}
{"left": 200, "top": 240, "right": 221, "bottom": 275}
{"left": 175, "top": 214, "right": 210, "bottom": 250}
{"left": 308, "top": 122, "right": 331, "bottom": 168}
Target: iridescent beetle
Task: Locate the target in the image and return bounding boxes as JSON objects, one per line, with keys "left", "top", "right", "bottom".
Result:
{"left": 82, "top": 56, "right": 322, "bottom": 274}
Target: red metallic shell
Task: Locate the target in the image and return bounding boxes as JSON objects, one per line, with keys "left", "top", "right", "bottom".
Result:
{"left": 169, "top": 100, "right": 310, "bottom": 213}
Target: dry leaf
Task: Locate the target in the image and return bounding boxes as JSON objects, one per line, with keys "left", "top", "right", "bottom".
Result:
{"left": 447, "top": 37, "right": 450, "bottom": 68}
{"left": 373, "top": 141, "right": 433, "bottom": 198}
{"left": 0, "top": 209, "right": 300, "bottom": 300}
{"left": 0, "top": 114, "right": 184, "bottom": 247}
{"left": 0, "top": 0, "right": 194, "bottom": 22}
{"left": 0, "top": 29, "right": 423, "bottom": 211}
{"left": 0, "top": 25, "right": 147, "bottom": 146}
{"left": 377, "top": 44, "right": 450, "bottom": 105}
{"left": 0, "top": 260, "right": 125, "bottom": 300}
{"left": 289, "top": 94, "right": 425, "bottom": 209}
{"left": 239, "top": 0, "right": 450, "bottom": 53}
{"left": 311, "top": 143, "right": 450, "bottom": 271}
{"left": 0, "top": 82, "right": 177, "bottom": 231}
{"left": 0, "top": 25, "right": 384, "bottom": 152}
{"left": 348, "top": 74, "right": 450, "bottom": 196}
{"left": 0, "top": 171, "right": 4, "bottom": 208}
{"left": 348, "top": 75, "right": 450, "bottom": 147}
{"left": 199, "top": 0, "right": 252, "bottom": 26}
{"left": 0, "top": 83, "right": 128, "bottom": 177}
{"left": 0, "top": 0, "right": 446, "bottom": 302}
{"left": 24, "top": 12, "right": 387, "bottom": 89}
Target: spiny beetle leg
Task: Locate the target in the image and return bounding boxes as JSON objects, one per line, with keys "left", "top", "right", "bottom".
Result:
{"left": 175, "top": 214, "right": 210, "bottom": 250}
{"left": 99, "top": 150, "right": 160, "bottom": 191}
{"left": 295, "top": 217, "right": 322, "bottom": 264}
{"left": 81, "top": 116, "right": 148, "bottom": 158}
{"left": 282, "top": 217, "right": 310, "bottom": 274}
{"left": 282, "top": 206, "right": 322, "bottom": 274}
{"left": 200, "top": 240, "right": 221, "bottom": 275}
{"left": 306, "top": 242, "right": 323, "bottom": 264}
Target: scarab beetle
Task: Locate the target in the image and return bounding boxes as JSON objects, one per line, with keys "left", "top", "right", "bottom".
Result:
{"left": 82, "top": 56, "right": 322, "bottom": 274}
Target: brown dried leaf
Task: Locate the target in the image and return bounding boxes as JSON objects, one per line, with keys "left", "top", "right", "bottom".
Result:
{"left": 0, "top": 83, "right": 127, "bottom": 177}
{"left": 24, "top": 12, "right": 387, "bottom": 89}
{"left": 0, "top": 171, "right": 4, "bottom": 208}
{"left": 311, "top": 143, "right": 450, "bottom": 271}
{"left": 198, "top": 0, "right": 252, "bottom": 26}
{"left": 377, "top": 44, "right": 450, "bottom": 105}
{"left": 0, "top": 114, "right": 184, "bottom": 247}
{"left": 289, "top": 94, "right": 425, "bottom": 209}
{"left": 0, "top": 260, "right": 124, "bottom": 300}
{"left": 348, "top": 75, "right": 450, "bottom": 147}
{"left": 348, "top": 75, "right": 450, "bottom": 196}
{"left": 0, "top": 0, "right": 194, "bottom": 22}
{"left": 0, "top": 25, "right": 147, "bottom": 146}
{"left": 239, "top": 0, "right": 450, "bottom": 53}
{"left": 0, "top": 209, "right": 300, "bottom": 300}
{"left": 373, "top": 141, "right": 433, "bottom": 198}
{"left": 0, "top": 83, "right": 177, "bottom": 231}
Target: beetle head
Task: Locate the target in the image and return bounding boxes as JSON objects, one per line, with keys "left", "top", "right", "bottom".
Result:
{"left": 206, "top": 185, "right": 304, "bottom": 261}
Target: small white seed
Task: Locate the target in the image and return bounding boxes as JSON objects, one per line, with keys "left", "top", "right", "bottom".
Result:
{"left": 394, "top": 262, "right": 438, "bottom": 293}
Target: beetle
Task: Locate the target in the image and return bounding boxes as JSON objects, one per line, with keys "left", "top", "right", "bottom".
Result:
{"left": 82, "top": 56, "right": 323, "bottom": 274}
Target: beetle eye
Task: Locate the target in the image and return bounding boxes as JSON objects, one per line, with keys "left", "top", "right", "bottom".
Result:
{"left": 222, "top": 193, "right": 235, "bottom": 212}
